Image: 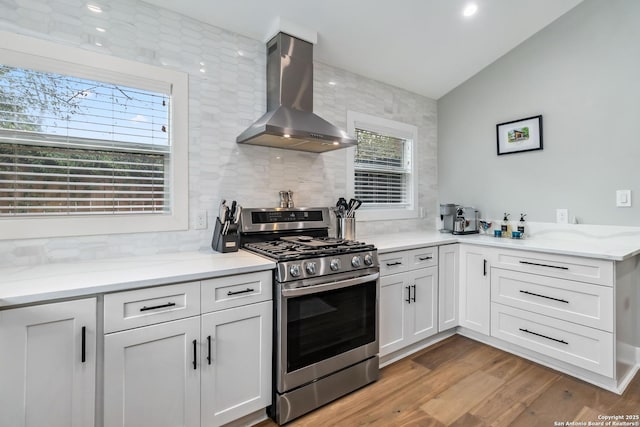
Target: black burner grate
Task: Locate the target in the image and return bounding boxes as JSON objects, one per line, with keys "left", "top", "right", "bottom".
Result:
{"left": 243, "top": 237, "right": 375, "bottom": 261}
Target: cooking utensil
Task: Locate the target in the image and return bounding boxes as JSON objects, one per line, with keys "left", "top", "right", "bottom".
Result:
{"left": 336, "top": 198, "right": 349, "bottom": 218}
{"left": 346, "top": 199, "right": 362, "bottom": 217}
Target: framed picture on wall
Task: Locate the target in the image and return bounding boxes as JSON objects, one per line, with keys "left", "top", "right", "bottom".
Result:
{"left": 496, "top": 115, "right": 543, "bottom": 155}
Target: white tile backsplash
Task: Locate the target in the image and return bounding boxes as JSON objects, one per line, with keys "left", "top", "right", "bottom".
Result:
{"left": 0, "top": 0, "right": 437, "bottom": 267}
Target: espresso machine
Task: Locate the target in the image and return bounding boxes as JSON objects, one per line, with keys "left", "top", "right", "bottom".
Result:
{"left": 440, "top": 204, "right": 480, "bottom": 235}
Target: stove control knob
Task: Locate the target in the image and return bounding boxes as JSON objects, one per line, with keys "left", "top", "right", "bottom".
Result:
{"left": 364, "top": 254, "right": 374, "bottom": 266}
{"left": 351, "top": 256, "right": 362, "bottom": 268}
{"left": 305, "top": 262, "right": 317, "bottom": 275}
{"left": 330, "top": 259, "right": 341, "bottom": 271}
{"left": 289, "top": 264, "right": 301, "bottom": 278}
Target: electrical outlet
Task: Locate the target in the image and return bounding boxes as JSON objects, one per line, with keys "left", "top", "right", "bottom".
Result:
{"left": 556, "top": 208, "right": 568, "bottom": 224}
{"left": 616, "top": 190, "right": 632, "bottom": 207}
{"left": 195, "top": 211, "right": 207, "bottom": 230}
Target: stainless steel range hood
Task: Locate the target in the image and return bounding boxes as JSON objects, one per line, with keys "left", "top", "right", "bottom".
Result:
{"left": 236, "top": 32, "right": 357, "bottom": 153}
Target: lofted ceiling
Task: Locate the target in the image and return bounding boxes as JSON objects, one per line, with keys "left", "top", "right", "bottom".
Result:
{"left": 140, "top": 0, "right": 583, "bottom": 99}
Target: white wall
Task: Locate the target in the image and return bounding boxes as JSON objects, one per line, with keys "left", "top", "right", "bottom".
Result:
{"left": 438, "top": 0, "right": 640, "bottom": 226}
{"left": 0, "top": 0, "right": 437, "bottom": 267}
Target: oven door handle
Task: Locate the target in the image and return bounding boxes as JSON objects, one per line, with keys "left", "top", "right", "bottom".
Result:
{"left": 281, "top": 272, "right": 380, "bottom": 297}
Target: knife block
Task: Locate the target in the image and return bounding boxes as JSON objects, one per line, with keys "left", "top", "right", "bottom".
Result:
{"left": 211, "top": 217, "right": 239, "bottom": 253}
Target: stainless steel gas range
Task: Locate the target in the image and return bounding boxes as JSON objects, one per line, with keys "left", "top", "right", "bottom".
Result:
{"left": 239, "top": 207, "right": 380, "bottom": 425}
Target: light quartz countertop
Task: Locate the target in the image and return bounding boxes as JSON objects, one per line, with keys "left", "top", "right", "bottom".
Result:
{"left": 0, "top": 250, "right": 275, "bottom": 308}
{"left": 4, "top": 223, "right": 640, "bottom": 308}
{"left": 362, "top": 227, "right": 640, "bottom": 261}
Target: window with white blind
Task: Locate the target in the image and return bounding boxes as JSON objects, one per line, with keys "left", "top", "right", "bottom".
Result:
{"left": 0, "top": 31, "right": 188, "bottom": 240}
{"left": 347, "top": 111, "right": 418, "bottom": 221}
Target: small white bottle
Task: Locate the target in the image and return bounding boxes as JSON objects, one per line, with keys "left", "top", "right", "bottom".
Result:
{"left": 518, "top": 214, "right": 527, "bottom": 239}
{"left": 501, "top": 213, "right": 511, "bottom": 238}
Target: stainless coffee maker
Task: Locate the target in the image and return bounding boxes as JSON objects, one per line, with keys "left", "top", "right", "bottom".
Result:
{"left": 440, "top": 204, "right": 480, "bottom": 235}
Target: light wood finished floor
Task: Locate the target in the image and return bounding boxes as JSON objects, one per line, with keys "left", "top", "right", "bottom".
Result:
{"left": 256, "top": 335, "right": 640, "bottom": 426}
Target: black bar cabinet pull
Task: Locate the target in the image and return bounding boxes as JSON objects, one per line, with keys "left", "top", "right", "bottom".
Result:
{"left": 227, "top": 288, "right": 255, "bottom": 296}
{"left": 405, "top": 286, "right": 411, "bottom": 304}
{"left": 386, "top": 261, "right": 403, "bottom": 267}
{"left": 519, "top": 328, "right": 568, "bottom": 345}
{"left": 519, "top": 260, "right": 569, "bottom": 270}
{"left": 81, "top": 326, "right": 86, "bottom": 363}
{"left": 483, "top": 259, "right": 487, "bottom": 276}
{"left": 418, "top": 256, "right": 433, "bottom": 261}
{"left": 192, "top": 339, "right": 197, "bottom": 370}
{"left": 519, "top": 290, "right": 569, "bottom": 304}
{"left": 140, "top": 302, "right": 176, "bottom": 312}
{"left": 207, "top": 336, "right": 212, "bottom": 365}
{"left": 411, "top": 284, "right": 416, "bottom": 302}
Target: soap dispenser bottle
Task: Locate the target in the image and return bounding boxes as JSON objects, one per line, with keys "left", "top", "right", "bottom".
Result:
{"left": 518, "top": 214, "right": 527, "bottom": 238}
{"left": 501, "top": 213, "right": 511, "bottom": 237}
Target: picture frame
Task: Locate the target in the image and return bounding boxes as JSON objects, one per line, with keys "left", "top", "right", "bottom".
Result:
{"left": 496, "top": 115, "right": 543, "bottom": 156}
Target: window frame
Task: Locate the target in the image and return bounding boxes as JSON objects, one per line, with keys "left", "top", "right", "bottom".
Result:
{"left": 0, "top": 31, "right": 188, "bottom": 240}
{"left": 346, "top": 111, "right": 419, "bottom": 222}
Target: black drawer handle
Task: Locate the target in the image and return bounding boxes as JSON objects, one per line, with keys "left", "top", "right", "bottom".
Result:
{"left": 81, "top": 326, "right": 86, "bottom": 363}
{"left": 207, "top": 335, "right": 212, "bottom": 365}
{"left": 405, "top": 286, "right": 411, "bottom": 304}
{"left": 227, "top": 288, "right": 255, "bottom": 296}
{"left": 519, "top": 328, "right": 568, "bottom": 345}
{"left": 519, "top": 290, "right": 569, "bottom": 304}
{"left": 140, "top": 302, "right": 176, "bottom": 312}
{"left": 519, "top": 261, "right": 569, "bottom": 270}
{"left": 192, "top": 339, "right": 197, "bottom": 370}
{"left": 411, "top": 284, "right": 416, "bottom": 302}
{"left": 418, "top": 256, "right": 433, "bottom": 261}
{"left": 386, "top": 261, "right": 403, "bottom": 267}
{"left": 483, "top": 259, "right": 487, "bottom": 276}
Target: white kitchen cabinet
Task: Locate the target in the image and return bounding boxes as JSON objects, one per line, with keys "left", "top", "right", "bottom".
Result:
{"left": 379, "top": 248, "right": 438, "bottom": 356}
{"left": 0, "top": 298, "right": 96, "bottom": 427}
{"left": 103, "top": 316, "right": 201, "bottom": 427}
{"left": 200, "top": 301, "right": 272, "bottom": 426}
{"left": 438, "top": 244, "right": 459, "bottom": 331}
{"left": 103, "top": 272, "right": 272, "bottom": 427}
{"left": 458, "top": 244, "right": 493, "bottom": 335}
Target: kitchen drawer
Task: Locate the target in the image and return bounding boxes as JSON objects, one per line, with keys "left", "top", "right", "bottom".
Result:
{"left": 407, "top": 247, "right": 438, "bottom": 270}
{"left": 379, "top": 251, "right": 410, "bottom": 276}
{"left": 491, "top": 303, "right": 614, "bottom": 377}
{"left": 201, "top": 271, "right": 271, "bottom": 313}
{"left": 104, "top": 282, "right": 200, "bottom": 333}
{"left": 491, "top": 268, "right": 613, "bottom": 331}
{"left": 493, "top": 248, "right": 613, "bottom": 286}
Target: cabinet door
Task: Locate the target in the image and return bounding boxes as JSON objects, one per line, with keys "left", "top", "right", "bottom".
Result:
{"left": 0, "top": 298, "right": 96, "bottom": 427}
{"left": 406, "top": 267, "right": 438, "bottom": 344}
{"left": 438, "top": 244, "right": 459, "bottom": 331}
{"left": 103, "top": 316, "right": 200, "bottom": 427}
{"left": 459, "top": 245, "right": 491, "bottom": 335}
{"left": 201, "top": 301, "right": 272, "bottom": 427}
{"left": 379, "top": 274, "right": 409, "bottom": 356}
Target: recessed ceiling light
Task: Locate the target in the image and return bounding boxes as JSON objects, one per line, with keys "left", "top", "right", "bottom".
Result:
{"left": 328, "top": 81, "right": 337, "bottom": 86}
{"left": 283, "top": 134, "right": 291, "bottom": 138}
{"left": 199, "top": 61, "right": 205, "bottom": 66}
{"left": 463, "top": 3, "right": 478, "bottom": 17}
{"left": 95, "top": 41, "right": 103, "bottom": 47}
{"left": 87, "top": 4, "right": 102, "bottom": 13}
{"left": 199, "top": 68, "right": 206, "bottom": 73}
{"left": 237, "top": 50, "right": 244, "bottom": 57}
{"left": 95, "top": 27, "right": 106, "bottom": 32}
{"left": 332, "top": 141, "right": 339, "bottom": 145}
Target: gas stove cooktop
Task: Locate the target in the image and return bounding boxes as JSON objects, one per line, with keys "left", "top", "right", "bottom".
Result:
{"left": 243, "top": 236, "right": 375, "bottom": 262}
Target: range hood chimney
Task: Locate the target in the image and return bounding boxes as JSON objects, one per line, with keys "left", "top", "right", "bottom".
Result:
{"left": 236, "top": 32, "right": 357, "bottom": 153}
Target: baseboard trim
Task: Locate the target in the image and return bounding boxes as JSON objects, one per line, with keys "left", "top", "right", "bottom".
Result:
{"left": 456, "top": 327, "right": 640, "bottom": 395}
{"left": 379, "top": 329, "right": 456, "bottom": 368}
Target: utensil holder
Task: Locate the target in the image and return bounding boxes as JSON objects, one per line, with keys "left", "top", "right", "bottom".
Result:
{"left": 337, "top": 217, "right": 356, "bottom": 240}
{"left": 211, "top": 217, "right": 239, "bottom": 253}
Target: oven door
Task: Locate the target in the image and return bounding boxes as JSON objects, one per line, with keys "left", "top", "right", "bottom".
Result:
{"left": 276, "top": 270, "right": 379, "bottom": 393}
